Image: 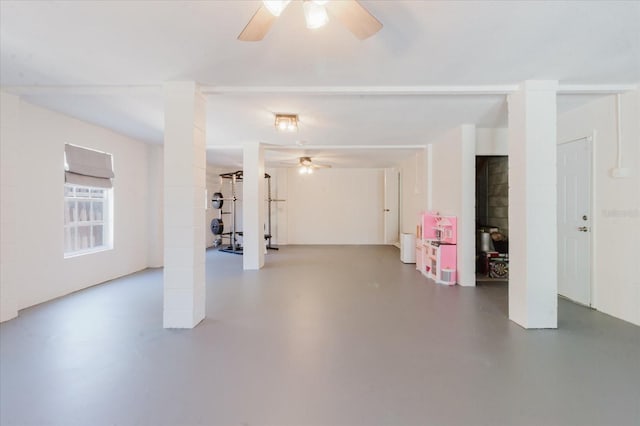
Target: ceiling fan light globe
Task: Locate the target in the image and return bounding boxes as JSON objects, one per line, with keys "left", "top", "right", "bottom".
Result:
{"left": 303, "top": 1, "right": 329, "bottom": 29}
{"left": 263, "top": 0, "right": 291, "bottom": 17}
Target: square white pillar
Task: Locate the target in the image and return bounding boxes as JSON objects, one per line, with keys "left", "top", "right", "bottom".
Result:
{"left": 0, "top": 92, "right": 20, "bottom": 322}
{"left": 243, "top": 142, "right": 266, "bottom": 270}
{"left": 163, "top": 81, "right": 206, "bottom": 328}
{"left": 508, "top": 80, "right": 558, "bottom": 329}
{"left": 458, "top": 124, "right": 476, "bottom": 287}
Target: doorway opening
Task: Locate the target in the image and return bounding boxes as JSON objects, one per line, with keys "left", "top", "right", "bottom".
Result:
{"left": 384, "top": 168, "right": 400, "bottom": 246}
{"left": 475, "top": 156, "right": 509, "bottom": 284}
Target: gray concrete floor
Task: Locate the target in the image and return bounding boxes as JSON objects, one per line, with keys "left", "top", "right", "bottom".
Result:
{"left": 1, "top": 245, "right": 639, "bottom": 426}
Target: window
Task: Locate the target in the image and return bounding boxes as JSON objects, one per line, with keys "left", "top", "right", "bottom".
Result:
{"left": 64, "top": 185, "right": 112, "bottom": 257}
{"left": 63, "top": 144, "right": 114, "bottom": 257}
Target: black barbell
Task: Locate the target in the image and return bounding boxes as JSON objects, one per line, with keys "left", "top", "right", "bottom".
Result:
{"left": 211, "top": 192, "right": 286, "bottom": 209}
{"left": 211, "top": 192, "right": 239, "bottom": 209}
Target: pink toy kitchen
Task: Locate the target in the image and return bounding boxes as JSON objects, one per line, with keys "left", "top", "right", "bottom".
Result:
{"left": 416, "top": 212, "right": 457, "bottom": 285}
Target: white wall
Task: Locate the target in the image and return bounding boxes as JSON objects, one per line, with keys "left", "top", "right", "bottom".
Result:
{"left": 430, "top": 128, "right": 464, "bottom": 215}
{"left": 285, "top": 168, "right": 385, "bottom": 245}
{"left": 557, "top": 90, "right": 640, "bottom": 326}
{"left": 147, "top": 145, "right": 164, "bottom": 267}
{"left": 0, "top": 92, "right": 154, "bottom": 321}
{"left": 476, "top": 128, "right": 508, "bottom": 155}
{"left": 427, "top": 125, "right": 476, "bottom": 286}
{"left": 399, "top": 149, "right": 427, "bottom": 235}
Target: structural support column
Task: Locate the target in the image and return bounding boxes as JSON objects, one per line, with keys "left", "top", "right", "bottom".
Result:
{"left": 0, "top": 92, "right": 20, "bottom": 322}
{"left": 458, "top": 124, "right": 476, "bottom": 287}
{"left": 508, "top": 80, "right": 558, "bottom": 329}
{"left": 243, "top": 142, "right": 266, "bottom": 270}
{"left": 163, "top": 81, "right": 206, "bottom": 328}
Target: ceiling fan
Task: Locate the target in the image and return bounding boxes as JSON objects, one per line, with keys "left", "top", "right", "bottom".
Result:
{"left": 295, "top": 156, "right": 332, "bottom": 174}
{"left": 238, "top": 0, "right": 383, "bottom": 41}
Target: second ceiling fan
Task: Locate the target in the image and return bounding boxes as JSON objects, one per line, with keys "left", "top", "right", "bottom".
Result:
{"left": 297, "top": 156, "right": 331, "bottom": 174}
{"left": 238, "top": 0, "right": 383, "bottom": 41}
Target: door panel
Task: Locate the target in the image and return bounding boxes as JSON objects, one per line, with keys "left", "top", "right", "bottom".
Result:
{"left": 557, "top": 138, "right": 591, "bottom": 306}
{"left": 384, "top": 168, "right": 399, "bottom": 245}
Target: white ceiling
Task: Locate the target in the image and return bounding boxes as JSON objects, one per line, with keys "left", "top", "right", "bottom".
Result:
{"left": 1, "top": 1, "right": 638, "bottom": 168}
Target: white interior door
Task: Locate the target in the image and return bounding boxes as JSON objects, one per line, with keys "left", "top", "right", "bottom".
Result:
{"left": 384, "top": 168, "right": 399, "bottom": 245}
{"left": 557, "top": 138, "right": 592, "bottom": 306}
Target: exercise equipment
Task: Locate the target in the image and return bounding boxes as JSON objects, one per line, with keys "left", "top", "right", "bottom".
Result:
{"left": 210, "top": 218, "right": 224, "bottom": 235}
{"left": 211, "top": 192, "right": 224, "bottom": 209}
{"left": 217, "top": 171, "right": 244, "bottom": 255}
{"left": 210, "top": 170, "right": 286, "bottom": 254}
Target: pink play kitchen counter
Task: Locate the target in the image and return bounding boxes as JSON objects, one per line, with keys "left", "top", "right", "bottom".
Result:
{"left": 417, "top": 212, "right": 457, "bottom": 285}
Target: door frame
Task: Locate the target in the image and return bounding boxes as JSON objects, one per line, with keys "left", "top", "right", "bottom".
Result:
{"left": 383, "top": 168, "right": 400, "bottom": 246}
{"left": 557, "top": 131, "right": 596, "bottom": 307}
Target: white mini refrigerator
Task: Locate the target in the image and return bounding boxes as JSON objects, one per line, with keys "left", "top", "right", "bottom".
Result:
{"left": 400, "top": 233, "right": 416, "bottom": 263}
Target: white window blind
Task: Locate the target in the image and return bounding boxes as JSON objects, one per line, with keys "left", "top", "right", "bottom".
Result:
{"left": 64, "top": 144, "right": 114, "bottom": 188}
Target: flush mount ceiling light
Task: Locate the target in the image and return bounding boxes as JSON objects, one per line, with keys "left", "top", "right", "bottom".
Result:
{"left": 274, "top": 114, "right": 299, "bottom": 132}
{"left": 238, "top": 0, "right": 382, "bottom": 41}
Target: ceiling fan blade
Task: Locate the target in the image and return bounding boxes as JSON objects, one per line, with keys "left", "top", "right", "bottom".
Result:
{"left": 238, "top": 5, "right": 277, "bottom": 41}
{"left": 312, "top": 163, "right": 332, "bottom": 169}
{"left": 325, "top": 0, "right": 383, "bottom": 40}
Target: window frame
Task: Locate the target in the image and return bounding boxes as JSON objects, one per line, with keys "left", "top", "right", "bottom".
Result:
{"left": 63, "top": 184, "right": 113, "bottom": 258}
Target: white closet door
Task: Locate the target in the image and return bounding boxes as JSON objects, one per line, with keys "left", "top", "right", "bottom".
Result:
{"left": 557, "top": 138, "right": 592, "bottom": 306}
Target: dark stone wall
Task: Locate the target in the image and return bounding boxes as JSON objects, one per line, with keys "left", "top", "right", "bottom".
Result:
{"left": 476, "top": 156, "right": 508, "bottom": 237}
{"left": 486, "top": 157, "right": 508, "bottom": 237}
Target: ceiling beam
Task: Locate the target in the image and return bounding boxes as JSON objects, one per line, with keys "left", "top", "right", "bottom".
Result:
{"left": 556, "top": 84, "right": 639, "bottom": 94}
{"left": 2, "top": 84, "right": 637, "bottom": 96}
{"left": 202, "top": 84, "right": 638, "bottom": 96}
{"left": 202, "top": 85, "right": 519, "bottom": 96}
{"left": 207, "top": 144, "right": 425, "bottom": 151}
{"left": 261, "top": 144, "right": 426, "bottom": 151}
{"left": 0, "top": 85, "right": 161, "bottom": 96}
